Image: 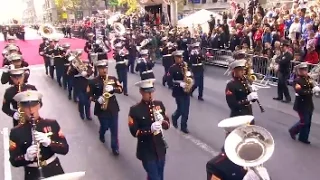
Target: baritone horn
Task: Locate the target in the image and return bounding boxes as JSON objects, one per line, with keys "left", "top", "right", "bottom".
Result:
{"left": 224, "top": 125, "right": 274, "bottom": 179}
{"left": 39, "top": 24, "right": 56, "bottom": 38}
{"left": 113, "top": 22, "right": 125, "bottom": 35}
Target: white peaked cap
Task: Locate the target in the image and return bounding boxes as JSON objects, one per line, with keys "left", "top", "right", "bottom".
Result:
{"left": 218, "top": 115, "right": 254, "bottom": 133}
{"left": 135, "top": 79, "right": 156, "bottom": 92}
{"left": 7, "top": 45, "right": 19, "bottom": 51}
{"left": 229, "top": 59, "right": 246, "bottom": 70}
{"left": 13, "top": 90, "right": 43, "bottom": 103}
{"left": 9, "top": 53, "right": 22, "bottom": 61}
{"left": 9, "top": 67, "right": 28, "bottom": 75}
{"left": 94, "top": 60, "right": 108, "bottom": 67}
{"left": 172, "top": 50, "right": 184, "bottom": 56}
{"left": 140, "top": 49, "right": 149, "bottom": 55}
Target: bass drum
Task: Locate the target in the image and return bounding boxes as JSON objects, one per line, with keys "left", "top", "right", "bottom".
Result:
{"left": 42, "top": 171, "right": 86, "bottom": 180}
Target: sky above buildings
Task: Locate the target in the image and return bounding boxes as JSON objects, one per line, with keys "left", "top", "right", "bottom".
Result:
{"left": 0, "top": 0, "right": 44, "bottom": 23}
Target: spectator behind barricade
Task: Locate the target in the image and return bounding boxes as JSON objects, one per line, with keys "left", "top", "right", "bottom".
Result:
{"left": 302, "top": 23, "right": 314, "bottom": 41}
{"left": 289, "top": 17, "right": 301, "bottom": 43}
{"left": 262, "top": 27, "right": 272, "bottom": 45}
{"left": 284, "top": 14, "right": 293, "bottom": 37}
{"left": 263, "top": 42, "right": 274, "bottom": 59}
{"left": 304, "top": 44, "right": 319, "bottom": 64}
{"left": 229, "top": 29, "right": 240, "bottom": 51}
{"left": 277, "top": 18, "right": 285, "bottom": 38}
{"left": 241, "top": 29, "right": 250, "bottom": 47}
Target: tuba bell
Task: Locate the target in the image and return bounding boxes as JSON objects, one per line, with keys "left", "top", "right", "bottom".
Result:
{"left": 39, "top": 24, "right": 56, "bottom": 39}
{"left": 224, "top": 124, "right": 274, "bottom": 179}
{"left": 113, "top": 22, "right": 125, "bottom": 36}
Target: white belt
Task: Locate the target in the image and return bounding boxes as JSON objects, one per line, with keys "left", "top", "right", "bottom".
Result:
{"left": 192, "top": 63, "right": 203, "bottom": 66}
{"left": 163, "top": 54, "right": 172, "bottom": 57}
{"left": 27, "top": 155, "right": 57, "bottom": 167}
{"left": 116, "top": 61, "right": 126, "bottom": 64}
{"left": 142, "top": 70, "right": 153, "bottom": 74}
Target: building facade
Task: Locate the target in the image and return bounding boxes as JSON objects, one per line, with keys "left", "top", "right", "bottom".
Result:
{"left": 43, "top": 0, "right": 59, "bottom": 23}
{"left": 22, "top": 0, "right": 37, "bottom": 24}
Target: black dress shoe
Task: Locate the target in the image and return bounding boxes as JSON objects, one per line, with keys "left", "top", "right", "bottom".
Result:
{"left": 112, "top": 149, "right": 120, "bottom": 156}
{"left": 299, "top": 140, "right": 311, "bottom": 144}
{"left": 273, "top": 97, "right": 282, "bottom": 101}
{"left": 99, "top": 135, "right": 105, "bottom": 143}
{"left": 171, "top": 116, "right": 178, "bottom": 128}
{"left": 181, "top": 128, "right": 189, "bottom": 134}
{"left": 288, "top": 130, "right": 296, "bottom": 140}
{"left": 198, "top": 97, "right": 204, "bottom": 101}
{"left": 80, "top": 114, "right": 85, "bottom": 120}
{"left": 282, "top": 99, "right": 291, "bottom": 103}
{"left": 124, "top": 93, "right": 128, "bottom": 96}
{"left": 86, "top": 117, "right": 92, "bottom": 121}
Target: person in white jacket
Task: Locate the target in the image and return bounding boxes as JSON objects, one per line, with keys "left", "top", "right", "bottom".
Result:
{"left": 289, "top": 17, "right": 301, "bottom": 42}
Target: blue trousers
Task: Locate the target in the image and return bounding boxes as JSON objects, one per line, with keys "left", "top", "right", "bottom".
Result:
{"left": 117, "top": 69, "right": 128, "bottom": 94}
{"left": 191, "top": 72, "right": 204, "bottom": 98}
{"left": 67, "top": 77, "right": 76, "bottom": 100}
{"left": 142, "top": 159, "right": 165, "bottom": 180}
{"left": 289, "top": 111, "right": 313, "bottom": 141}
{"left": 128, "top": 57, "right": 135, "bottom": 73}
{"left": 172, "top": 95, "right": 190, "bottom": 129}
{"left": 98, "top": 114, "right": 119, "bottom": 150}
{"left": 55, "top": 66, "right": 64, "bottom": 86}
{"left": 77, "top": 91, "right": 91, "bottom": 119}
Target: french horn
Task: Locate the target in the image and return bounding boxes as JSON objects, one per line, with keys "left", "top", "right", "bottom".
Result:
{"left": 224, "top": 124, "right": 274, "bottom": 179}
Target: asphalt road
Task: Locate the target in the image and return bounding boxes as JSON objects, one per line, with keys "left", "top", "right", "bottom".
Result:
{"left": 0, "top": 29, "right": 320, "bottom": 180}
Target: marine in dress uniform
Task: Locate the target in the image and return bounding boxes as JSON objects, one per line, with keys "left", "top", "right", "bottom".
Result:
{"left": 189, "top": 42, "right": 205, "bottom": 101}
{"left": 1, "top": 53, "right": 29, "bottom": 85}
{"left": 44, "top": 38, "right": 58, "bottom": 79}
{"left": 68, "top": 58, "right": 93, "bottom": 120}
{"left": 3, "top": 36, "right": 21, "bottom": 53}
{"left": 135, "top": 49, "right": 155, "bottom": 80}
{"left": 128, "top": 79, "right": 170, "bottom": 180}
{"left": 225, "top": 60, "right": 258, "bottom": 124}
{"left": 2, "top": 68, "right": 37, "bottom": 127}
{"left": 114, "top": 43, "right": 129, "bottom": 96}
{"left": 61, "top": 43, "right": 71, "bottom": 90}
{"left": 161, "top": 41, "right": 175, "bottom": 87}
{"left": 206, "top": 115, "right": 271, "bottom": 180}
{"left": 84, "top": 33, "right": 95, "bottom": 62}
{"left": 87, "top": 60, "right": 123, "bottom": 156}
{"left": 167, "top": 50, "right": 192, "bottom": 134}
{"left": 38, "top": 37, "right": 49, "bottom": 75}
{"left": 9, "top": 90, "right": 69, "bottom": 180}
{"left": 288, "top": 63, "right": 320, "bottom": 144}
{"left": 2, "top": 44, "right": 21, "bottom": 66}
{"left": 51, "top": 38, "right": 67, "bottom": 87}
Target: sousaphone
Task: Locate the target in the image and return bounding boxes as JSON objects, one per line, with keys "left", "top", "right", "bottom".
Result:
{"left": 113, "top": 22, "right": 125, "bottom": 36}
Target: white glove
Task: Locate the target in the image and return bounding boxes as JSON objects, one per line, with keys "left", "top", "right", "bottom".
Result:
{"left": 81, "top": 71, "right": 88, "bottom": 77}
{"left": 105, "top": 85, "right": 114, "bottom": 92}
{"left": 247, "top": 92, "right": 259, "bottom": 101}
{"left": 250, "top": 84, "right": 258, "bottom": 92}
{"left": 34, "top": 131, "right": 51, "bottom": 147}
{"left": 9, "top": 64, "right": 15, "bottom": 70}
{"left": 13, "top": 112, "right": 20, "bottom": 120}
{"left": 154, "top": 111, "right": 164, "bottom": 122}
{"left": 179, "top": 82, "right": 186, "bottom": 88}
{"left": 151, "top": 121, "right": 162, "bottom": 133}
{"left": 97, "top": 96, "right": 105, "bottom": 104}
{"left": 40, "top": 52, "right": 44, "bottom": 55}
{"left": 242, "top": 167, "right": 270, "bottom": 180}
{"left": 312, "top": 86, "right": 320, "bottom": 93}
{"left": 24, "top": 144, "right": 38, "bottom": 161}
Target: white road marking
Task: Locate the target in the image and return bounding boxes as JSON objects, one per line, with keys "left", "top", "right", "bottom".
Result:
{"left": 176, "top": 130, "right": 220, "bottom": 157}
{"left": 2, "top": 127, "right": 12, "bottom": 180}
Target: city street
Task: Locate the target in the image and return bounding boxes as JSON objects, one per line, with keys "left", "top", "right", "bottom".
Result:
{"left": 0, "top": 28, "right": 320, "bottom": 180}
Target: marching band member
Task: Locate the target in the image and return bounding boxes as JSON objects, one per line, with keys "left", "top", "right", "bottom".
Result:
{"left": 127, "top": 37, "right": 138, "bottom": 74}
{"left": 68, "top": 57, "right": 93, "bottom": 119}
{"left": 2, "top": 44, "right": 23, "bottom": 66}
{"left": 114, "top": 43, "right": 129, "bottom": 96}
{"left": 87, "top": 60, "right": 123, "bottom": 156}
{"left": 9, "top": 90, "right": 69, "bottom": 180}
{"left": 84, "top": 33, "right": 95, "bottom": 62}
{"left": 128, "top": 78, "right": 170, "bottom": 180}
{"left": 189, "top": 42, "right": 205, "bottom": 101}
{"left": 135, "top": 49, "right": 155, "bottom": 80}
{"left": 2, "top": 68, "right": 37, "bottom": 127}
{"left": 52, "top": 38, "right": 67, "bottom": 87}
{"left": 225, "top": 60, "right": 258, "bottom": 124}
{"left": 161, "top": 41, "right": 175, "bottom": 87}
{"left": 289, "top": 62, "right": 320, "bottom": 144}
{"left": 167, "top": 50, "right": 192, "bottom": 134}
{"left": 93, "top": 35, "right": 110, "bottom": 60}
{"left": 61, "top": 43, "right": 71, "bottom": 90}
{"left": 44, "top": 38, "right": 58, "bottom": 79}
{"left": 206, "top": 115, "right": 271, "bottom": 180}
{"left": 1, "top": 53, "right": 30, "bottom": 85}
{"left": 38, "top": 37, "right": 49, "bottom": 75}
{"left": 4, "top": 36, "right": 21, "bottom": 52}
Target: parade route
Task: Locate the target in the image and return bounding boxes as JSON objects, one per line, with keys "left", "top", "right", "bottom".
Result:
{"left": 0, "top": 61, "right": 320, "bottom": 180}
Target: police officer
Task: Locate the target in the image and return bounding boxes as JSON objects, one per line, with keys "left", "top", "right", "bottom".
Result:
{"left": 273, "top": 40, "right": 292, "bottom": 103}
{"left": 2, "top": 68, "right": 37, "bottom": 127}
{"left": 289, "top": 62, "right": 320, "bottom": 144}
{"left": 1, "top": 53, "right": 29, "bottom": 85}
{"left": 206, "top": 115, "right": 271, "bottom": 180}
{"left": 10, "top": 90, "right": 69, "bottom": 180}
{"left": 225, "top": 60, "right": 259, "bottom": 124}
{"left": 87, "top": 60, "right": 123, "bottom": 156}
{"left": 38, "top": 37, "right": 49, "bottom": 75}
{"left": 135, "top": 49, "right": 155, "bottom": 80}
{"left": 84, "top": 33, "right": 95, "bottom": 62}
{"left": 128, "top": 78, "right": 170, "bottom": 180}
{"left": 114, "top": 43, "right": 129, "bottom": 96}
{"left": 189, "top": 42, "right": 205, "bottom": 101}
{"left": 167, "top": 50, "right": 192, "bottom": 134}
{"left": 161, "top": 41, "right": 175, "bottom": 87}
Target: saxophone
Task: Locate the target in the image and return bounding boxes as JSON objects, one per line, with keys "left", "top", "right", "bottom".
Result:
{"left": 182, "top": 62, "right": 194, "bottom": 93}
{"left": 101, "top": 75, "right": 113, "bottom": 110}
{"left": 17, "top": 83, "right": 25, "bottom": 124}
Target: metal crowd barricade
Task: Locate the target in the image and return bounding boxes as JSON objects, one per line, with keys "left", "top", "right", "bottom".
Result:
{"left": 204, "top": 48, "right": 233, "bottom": 67}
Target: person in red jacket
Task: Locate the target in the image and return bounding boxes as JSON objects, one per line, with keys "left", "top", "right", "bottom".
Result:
{"left": 304, "top": 45, "right": 319, "bottom": 64}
